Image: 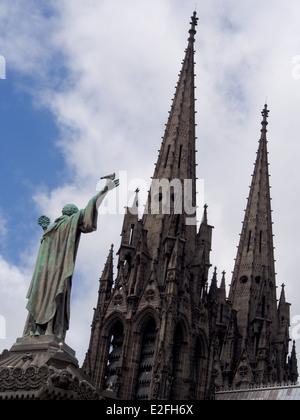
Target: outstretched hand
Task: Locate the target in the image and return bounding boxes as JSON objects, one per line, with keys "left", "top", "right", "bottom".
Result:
{"left": 105, "top": 177, "right": 120, "bottom": 191}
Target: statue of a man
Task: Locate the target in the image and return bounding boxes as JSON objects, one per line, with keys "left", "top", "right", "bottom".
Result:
{"left": 23, "top": 177, "right": 119, "bottom": 341}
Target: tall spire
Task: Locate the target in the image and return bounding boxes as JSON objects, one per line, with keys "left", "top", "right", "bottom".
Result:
{"left": 150, "top": 11, "right": 198, "bottom": 182}
{"left": 83, "top": 12, "right": 216, "bottom": 400}
{"left": 228, "top": 104, "right": 278, "bottom": 348}
{"left": 143, "top": 12, "right": 199, "bottom": 259}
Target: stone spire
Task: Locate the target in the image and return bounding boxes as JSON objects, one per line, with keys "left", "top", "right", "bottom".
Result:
{"left": 288, "top": 341, "right": 298, "bottom": 383}
{"left": 98, "top": 244, "right": 114, "bottom": 305}
{"left": 220, "top": 105, "right": 297, "bottom": 386}
{"left": 228, "top": 104, "right": 278, "bottom": 347}
{"left": 143, "top": 11, "right": 199, "bottom": 261}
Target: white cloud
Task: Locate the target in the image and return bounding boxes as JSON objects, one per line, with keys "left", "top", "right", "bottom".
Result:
{"left": 0, "top": 255, "right": 30, "bottom": 349}
{"left": 1, "top": 0, "right": 300, "bottom": 364}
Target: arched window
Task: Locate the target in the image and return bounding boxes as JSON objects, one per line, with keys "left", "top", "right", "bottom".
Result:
{"left": 104, "top": 321, "right": 124, "bottom": 391}
{"left": 194, "top": 335, "right": 208, "bottom": 399}
{"left": 135, "top": 318, "right": 157, "bottom": 400}
{"left": 169, "top": 323, "right": 188, "bottom": 400}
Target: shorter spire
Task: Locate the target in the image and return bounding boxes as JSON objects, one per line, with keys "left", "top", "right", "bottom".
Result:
{"left": 201, "top": 204, "right": 208, "bottom": 225}
{"left": 100, "top": 244, "right": 114, "bottom": 283}
{"left": 127, "top": 188, "right": 139, "bottom": 216}
{"left": 279, "top": 283, "right": 286, "bottom": 305}
{"left": 289, "top": 341, "right": 299, "bottom": 383}
{"left": 220, "top": 270, "right": 226, "bottom": 295}
{"left": 209, "top": 266, "right": 218, "bottom": 299}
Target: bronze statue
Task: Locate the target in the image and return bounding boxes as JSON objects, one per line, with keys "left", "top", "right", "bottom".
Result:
{"left": 23, "top": 176, "right": 119, "bottom": 341}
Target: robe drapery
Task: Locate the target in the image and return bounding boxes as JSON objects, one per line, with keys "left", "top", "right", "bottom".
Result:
{"left": 23, "top": 192, "right": 103, "bottom": 339}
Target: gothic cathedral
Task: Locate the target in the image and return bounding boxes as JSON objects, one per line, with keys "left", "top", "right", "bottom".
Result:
{"left": 82, "top": 12, "right": 298, "bottom": 400}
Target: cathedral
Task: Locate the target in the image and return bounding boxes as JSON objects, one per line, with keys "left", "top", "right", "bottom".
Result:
{"left": 0, "top": 11, "right": 298, "bottom": 401}
{"left": 81, "top": 12, "right": 298, "bottom": 400}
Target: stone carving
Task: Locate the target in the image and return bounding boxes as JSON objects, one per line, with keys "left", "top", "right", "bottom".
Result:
{"left": 0, "top": 365, "right": 99, "bottom": 400}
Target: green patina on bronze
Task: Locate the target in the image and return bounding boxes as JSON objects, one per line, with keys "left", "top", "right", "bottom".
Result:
{"left": 37, "top": 215, "right": 51, "bottom": 232}
{"left": 23, "top": 177, "right": 119, "bottom": 341}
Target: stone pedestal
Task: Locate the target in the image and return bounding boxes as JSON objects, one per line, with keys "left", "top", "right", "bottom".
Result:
{"left": 0, "top": 336, "right": 100, "bottom": 400}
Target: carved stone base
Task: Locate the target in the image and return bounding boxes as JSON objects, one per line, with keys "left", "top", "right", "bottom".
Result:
{"left": 0, "top": 336, "right": 100, "bottom": 400}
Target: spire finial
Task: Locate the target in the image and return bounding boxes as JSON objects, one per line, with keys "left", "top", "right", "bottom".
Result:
{"left": 201, "top": 204, "right": 208, "bottom": 224}
{"left": 189, "top": 11, "right": 198, "bottom": 41}
{"left": 128, "top": 188, "right": 139, "bottom": 215}
{"left": 261, "top": 103, "right": 269, "bottom": 119}
{"left": 260, "top": 104, "right": 269, "bottom": 135}
{"left": 279, "top": 283, "right": 286, "bottom": 306}
{"left": 190, "top": 10, "right": 198, "bottom": 27}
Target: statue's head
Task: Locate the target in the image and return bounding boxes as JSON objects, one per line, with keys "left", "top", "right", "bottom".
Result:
{"left": 62, "top": 204, "right": 79, "bottom": 216}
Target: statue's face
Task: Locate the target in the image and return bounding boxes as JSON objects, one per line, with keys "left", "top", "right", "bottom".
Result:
{"left": 62, "top": 204, "right": 79, "bottom": 216}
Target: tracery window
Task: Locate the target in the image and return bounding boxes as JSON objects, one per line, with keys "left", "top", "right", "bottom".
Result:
{"left": 104, "top": 321, "right": 124, "bottom": 391}
{"left": 135, "top": 319, "right": 157, "bottom": 400}
{"left": 169, "top": 323, "right": 187, "bottom": 400}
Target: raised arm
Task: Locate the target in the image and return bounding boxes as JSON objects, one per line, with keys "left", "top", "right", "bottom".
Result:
{"left": 79, "top": 176, "right": 119, "bottom": 233}
{"left": 96, "top": 177, "right": 120, "bottom": 210}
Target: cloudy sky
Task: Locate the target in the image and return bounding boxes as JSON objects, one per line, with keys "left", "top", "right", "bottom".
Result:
{"left": 1, "top": 0, "right": 300, "bottom": 365}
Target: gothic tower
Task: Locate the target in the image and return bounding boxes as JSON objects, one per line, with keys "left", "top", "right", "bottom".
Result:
{"left": 215, "top": 105, "right": 298, "bottom": 389}
{"left": 82, "top": 12, "right": 217, "bottom": 400}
